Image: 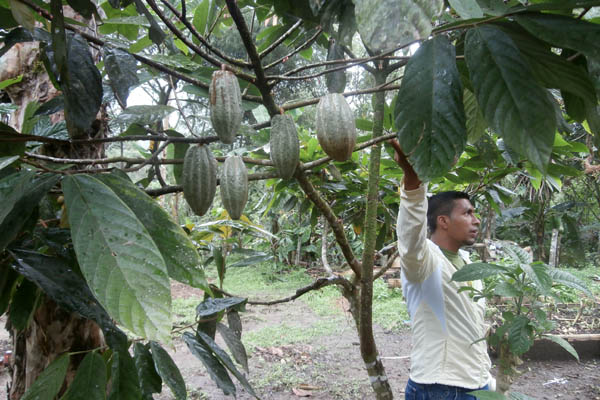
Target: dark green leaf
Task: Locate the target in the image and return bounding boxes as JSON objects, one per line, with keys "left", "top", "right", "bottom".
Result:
{"left": 338, "top": 3, "right": 356, "bottom": 46}
{"left": 465, "top": 25, "right": 556, "bottom": 172}
{"left": 9, "top": 278, "right": 39, "bottom": 331}
{"left": 34, "top": 96, "right": 65, "bottom": 116}
{"left": 0, "top": 155, "right": 19, "bottom": 171}
{"left": 183, "top": 332, "right": 236, "bottom": 396}
{"left": 521, "top": 262, "right": 552, "bottom": 296}
{"left": 115, "top": 105, "right": 176, "bottom": 126}
{"left": 164, "top": 130, "right": 188, "bottom": 184}
{"left": 546, "top": 268, "right": 592, "bottom": 297}
{"left": 134, "top": 343, "right": 162, "bottom": 399}
{"left": 133, "top": 0, "right": 165, "bottom": 45}
{"left": 195, "top": 330, "right": 258, "bottom": 398}
{"left": 108, "top": 351, "right": 142, "bottom": 400}
{"left": 227, "top": 309, "right": 242, "bottom": 339}
{"left": 63, "top": 34, "right": 103, "bottom": 137}
{"left": 463, "top": 88, "right": 487, "bottom": 143}
{"left": 0, "top": 27, "right": 50, "bottom": 58}
{"left": 449, "top": 0, "right": 483, "bottom": 19}
{"left": 61, "top": 352, "right": 107, "bottom": 400}
{"left": 150, "top": 341, "right": 187, "bottom": 400}
{"left": 196, "top": 297, "right": 247, "bottom": 318}
{"left": 217, "top": 322, "right": 248, "bottom": 372}
{"left": 0, "top": 172, "right": 59, "bottom": 253}
{"left": 507, "top": 315, "right": 533, "bottom": 355}
{"left": 325, "top": 40, "right": 346, "bottom": 93}
{"left": 22, "top": 354, "right": 69, "bottom": 400}
{"left": 50, "top": 0, "right": 66, "bottom": 76}
{"left": 395, "top": 35, "right": 466, "bottom": 181}
{"left": 213, "top": 245, "right": 225, "bottom": 286}
{"left": 542, "top": 334, "right": 579, "bottom": 361}
{"left": 10, "top": 250, "right": 128, "bottom": 350}
{"left": 97, "top": 173, "right": 210, "bottom": 292}
{"left": 66, "top": 0, "right": 95, "bottom": 19}
{"left": 0, "top": 267, "right": 18, "bottom": 315}
{"left": 451, "top": 262, "right": 510, "bottom": 282}
{"left": 468, "top": 390, "right": 505, "bottom": 399}
{"left": 0, "top": 4, "right": 18, "bottom": 29}
{"left": 63, "top": 174, "right": 171, "bottom": 342}
{"left": 8, "top": 0, "right": 34, "bottom": 30}
{"left": 104, "top": 46, "right": 139, "bottom": 107}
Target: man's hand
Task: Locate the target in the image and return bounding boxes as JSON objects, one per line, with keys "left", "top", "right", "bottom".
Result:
{"left": 388, "top": 139, "right": 421, "bottom": 190}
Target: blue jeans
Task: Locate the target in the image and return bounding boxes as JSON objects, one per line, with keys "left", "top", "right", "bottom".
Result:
{"left": 405, "top": 379, "right": 489, "bottom": 400}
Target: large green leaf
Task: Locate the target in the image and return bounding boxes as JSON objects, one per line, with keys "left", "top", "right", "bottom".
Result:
{"left": 355, "top": 0, "right": 443, "bottom": 53}
{"left": 463, "top": 88, "right": 487, "bottom": 143}
{"left": 8, "top": 0, "right": 34, "bottom": 30}
{"left": 195, "top": 330, "right": 258, "bottom": 399}
{"left": 97, "top": 173, "right": 209, "bottom": 291}
{"left": 61, "top": 352, "right": 107, "bottom": 400}
{"left": 22, "top": 354, "right": 69, "bottom": 400}
{"left": 63, "top": 174, "right": 171, "bottom": 342}
{"left": 10, "top": 250, "right": 128, "bottom": 350}
{"left": 134, "top": 342, "right": 162, "bottom": 400}
{"left": 467, "top": 391, "right": 505, "bottom": 400}
{"left": 104, "top": 46, "right": 139, "bottom": 106}
{"left": 449, "top": 0, "right": 483, "bottom": 19}
{"left": 394, "top": 35, "right": 466, "bottom": 181}
{"left": 164, "top": 130, "right": 188, "bottom": 185}
{"left": 108, "top": 351, "right": 142, "bottom": 400}
{"left": 9, "top": 278, "right": 39, "bottom": 331}
{"left": 451, "top": 262, "right": 510, "bottom": 282}
{"left": 507, "top": 315, "right": 534, "bottom": 355}
{"left": 65, "top": 0, "right": 95, "bottom": 19}
{"left": 0, "top": 266, "right": 18, "bottom": 315}
{"left": 542, "top": 334, "right": 579, "bottom": 362}
{"left": 0, "top": 172, "right": 60, "bottom": 253}
{"left": 217, "top": 322, "right": 248, "bottom": 372}
{"left": 514, "top": 13, "right": 600, "bottom": 62}
{"left": 150, "top": 341, "right": 187, "bottom": 400}
{"left": 546, "top": 267, "right": 593, "bottom": 297}
{"left": 521, "top": 262, "right": 552, "bottom": 296}
{"left": 115, "top": 105, "right": 176, "bottom": 127}
{"left": 465, "top": 25, "right": 556, "bottom": 172}
{"left": 183, "top": 332, "right": 236, "bottom": 396}
{"left": 62, "top": 34, "right": 103, "bottom": 137}
{"left": 196, "top": 297, "right": 247, "bottom": 319}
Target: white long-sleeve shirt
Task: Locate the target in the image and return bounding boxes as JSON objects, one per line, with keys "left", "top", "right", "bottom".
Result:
{"left": 397, "top": 184, "right": 494, "bottom": 389}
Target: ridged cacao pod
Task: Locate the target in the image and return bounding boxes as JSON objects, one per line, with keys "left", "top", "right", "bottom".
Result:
{"left": 315, "top": 93, "right": 356, "bottom": 161}
{"left": 182, "top": 145, "right": 217, "bottom": 216}
{"left": 270, "top": 114, "right": 300, "bottom": 179}
{"left": 325, "top": 40, "right": 346, "bottom": 94}
{"left": 209, "top": 70, "right": 243, "bottom": 144}
{"left": 220, "top": 156, "right": 248, "bottom": 220}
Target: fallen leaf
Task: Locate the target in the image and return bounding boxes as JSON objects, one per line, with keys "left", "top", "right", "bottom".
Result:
{"left": 292, "top": 388, "right": 312, "bottom": 397}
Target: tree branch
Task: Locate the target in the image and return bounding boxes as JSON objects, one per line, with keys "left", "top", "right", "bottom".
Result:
{"left": 259, "top": 19, "right": 303, "bottom": 59}
{"left": 294, "top": 169, "right": 362, "bottom": 278}
{"left": 372, "top": 249, "right": 398, "bottom": 282}
{"left": 263, "top": 26, "right": 323, "bottom": 71}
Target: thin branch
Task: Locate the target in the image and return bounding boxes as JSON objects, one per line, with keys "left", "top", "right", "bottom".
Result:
{"left": 259, "top": 19, "right": 303, "bottom": 59}
{"left": 127, "top": 139, "right": 171, "bottom": 173}
{"left": 263, "top": 26, "right": 323, "bottom": 71}
{"left": 156, "top": 0, "right": 251, "bottom": 68}
{"left": 210, "top": 276, "right": 353, "bottom": 306}
{"left": 294, "top": 169, "right": 362, "bottom": 278}
{"left": 373, "top": 249, "right": 398, "bottom": 281}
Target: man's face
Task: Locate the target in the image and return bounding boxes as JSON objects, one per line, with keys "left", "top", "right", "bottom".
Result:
{"left": 445, "top": 198, "right": 480, "bottom": 247}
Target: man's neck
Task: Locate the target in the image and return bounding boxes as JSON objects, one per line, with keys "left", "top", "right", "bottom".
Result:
{"left": 431, "top": 234, "right": 460, "bottom": 253}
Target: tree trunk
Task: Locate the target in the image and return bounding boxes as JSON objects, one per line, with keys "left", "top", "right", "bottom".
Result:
{"left": 2, "top": 30, "right": 106, "bottom": 399}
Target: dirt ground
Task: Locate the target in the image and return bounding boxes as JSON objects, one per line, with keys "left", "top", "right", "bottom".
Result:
{"left": 0, "top": 283, "right": 599, "bottom": 400}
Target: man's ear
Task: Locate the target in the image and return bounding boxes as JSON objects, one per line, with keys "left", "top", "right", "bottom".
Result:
{"left": 437, "top": 215, "right": 449, "bottom": 230}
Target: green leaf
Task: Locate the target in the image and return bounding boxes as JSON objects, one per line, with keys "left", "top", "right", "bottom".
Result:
{"left": 8, "top": 0, "right": 34, "bottom": 30}
{"left": 9, "top": 278, "right": 39, "bottom": 331}
{"left": 468, "top": 390, "right": 506, "bottom": 400}
{"left": 108, "top": 351, "right": 142, "bottom": 400}
{"left": 395, "top": 35, "right": 466, "bottom": 181}
{"left": 0, "top": 3, "right": 18, "bottom": 29}
{"left": 507, "top": 315, "right": 534, "bottom": 355}
{"left": 195, "top": 330, "right": 258, "bottom": 398}
{"left": 63, "top": 174, "right": 171, "bottom": 342}
{"left": 196, "top": 297, "right": 247, "bottom": 319}
{"left": 213, "top": 245, "right": 225, "bottom": 286}
{"left": 465, "top": 25, "right": 556, "bottom": 172}
{"left": 0, "top": 266, "right": 18, "bottom": 315}
{"left": 61, "top": 352, "right": 107, "bottom": 400}
{"left": 355, "top": 0, "right": 443, "bottom": 53}
{"left": 493, "top": 281, "right": 522, "bottom": 297}
{"left": 165, "top": 130, "right": 188, "bottom": 184}
{"left": 183, "top": 332, "right": 236, "bottom": 396}
{"left": 22, "top": 354, "right": 69, "bottom": 400}
{"left": 355, "top": 118, "right": 373, "bottom": 132}
{"left": 63, "top": 34, "right": 103, "bottom": 137}
{"left": 0, "top": 155, "right": 19, "bottom": 170}
{"left": 150, "top": 341, "right": 187, "bottom": 400}
{"left": 449, "top": 0, "right": 483, "bottom": 19}
{"left": 521, "top": 262, "right": 552, "bottom": 296}
{"left": 133, "top": 0, "right": 165, "bottom": 45}
{"left": 508, "top": 392, "right": 536, "bottom": 400}
{"left": 35, "top": 96, "right": 65, "bottom": 116}
{"left": 104, "top": 46, "right": 139, "bottom": 106}
{"left": 10, "top": 250, "right": 128, "bottom": 350}
{"left": 463, "top": 88, "right": 487, "bottom": 143}
{"left": 65, "top": 0, "right": 95, "bottom": 19}
{"left": 500, "top": 241, "right": 533, "bottom": 264}
{"left": 0, "top": 74, "right": 22, "bottom": 90}
{"left": 97, "top": 173, "right": 210, "bottom": 292}
{"left": 0, "top": 27, "right": 50, "bottom": 58}
{"left": 192, "top": 0, "right": 210, "bottom": 35}
{"left": 0, "top": 172, "right": 60, "bottom": 253}
{"left": 227, "top": 254, "right": 273, "bottom": 268}
{"left": 451, "top": 262, "right": 510, "bottom": 282}
{"left": 115, "top": 105, "right": 176, "bottom": 126}
{"left": 546, "top": 267, "right": 593, "bottom": 297}
{"left": 217, "top": 322, "right": 248, "bottom": 372}
{"left": 542, "top": 334, "right": 579, "bottom": 361}
{"left": 514, "top": 13, "right": 600, "bottom": 62}
{"left": 134, "top": 343, "right": 162, "bottom": 399}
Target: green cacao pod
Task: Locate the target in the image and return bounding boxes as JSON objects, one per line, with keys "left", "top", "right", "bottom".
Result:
{"left": 209, "top": 70, "right": 243, "bottom": 144}
{"left": 220, "top": 155, "right": 248, "bottom": 220}
{"left": 270, "top": 114, "right": 300, "bottom": 179}
{"left": 182, "top": 145, "right": 217, "bottom": 216}
{"left": 325, "top": 39, "right": 346, "bottom": 94}
{"left": 315, "top": 93, "right": 356, "bottom": 161}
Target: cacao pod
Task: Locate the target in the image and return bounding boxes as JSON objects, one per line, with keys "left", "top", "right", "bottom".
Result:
{"left": 325, "top": 39, "right": 346, "bottom": 94}
{"left": 182, "top": 145, "right": 217, "bottom": 216}
{"left": 220, "top": 155, "right": 248, "bottom": 220}
{"left": 315, "top": 93, "right": 356, "bottom": 161}
{"left": 270, "top": 114, "right": 300, "bottom": 179}
{"left": 209, "top": 70, "right": 243, "bottom": 144}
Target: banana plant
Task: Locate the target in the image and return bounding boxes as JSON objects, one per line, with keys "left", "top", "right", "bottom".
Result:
{"left": 451, "top": 241, "right": 592, "bottom": 398}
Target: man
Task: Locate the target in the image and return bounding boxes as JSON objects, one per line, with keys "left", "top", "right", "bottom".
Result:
{"left": 390, "top": 139, "right": 495, "bottom": 400}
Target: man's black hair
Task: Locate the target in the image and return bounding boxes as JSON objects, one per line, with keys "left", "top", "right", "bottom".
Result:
{"left": 427, "top": 191, "right": 471, "bottom": 233}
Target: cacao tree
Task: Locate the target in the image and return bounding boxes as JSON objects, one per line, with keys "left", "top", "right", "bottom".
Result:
{"left": 2, "top": 0, "right": 600, "bottom": 399}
